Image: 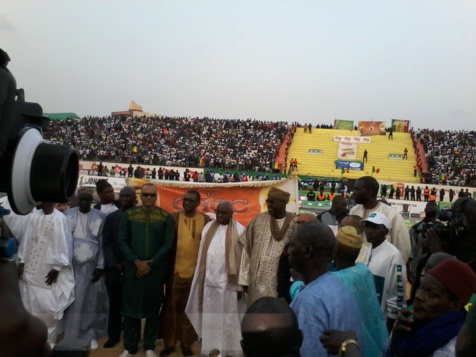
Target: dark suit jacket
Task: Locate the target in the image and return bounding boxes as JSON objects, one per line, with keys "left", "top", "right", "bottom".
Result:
{"left": 102, "top": 207, "right": 129, "bottom": 283}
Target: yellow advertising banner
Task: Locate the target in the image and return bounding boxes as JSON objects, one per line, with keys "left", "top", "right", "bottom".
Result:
{"left": 126, "top": 178, "right": 299, "bottom": 226}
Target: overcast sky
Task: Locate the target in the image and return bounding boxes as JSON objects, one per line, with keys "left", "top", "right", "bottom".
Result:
{"left": 2, "top": 0, "right": 476, "bottom": 130}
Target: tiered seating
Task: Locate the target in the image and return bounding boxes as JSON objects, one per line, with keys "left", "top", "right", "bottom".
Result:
{"left": 287, "top": 128, "right": 419, "bottom": 182}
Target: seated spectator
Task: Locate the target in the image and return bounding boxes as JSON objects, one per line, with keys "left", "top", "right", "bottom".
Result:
{"left": 419, "top": 129, "right": 476, "bottom": 186}
{"left": 383, "top": 259, "right": 476, "bottom": 357}
{"left": 306, "top": 188, "right": 316, "bottom": 201}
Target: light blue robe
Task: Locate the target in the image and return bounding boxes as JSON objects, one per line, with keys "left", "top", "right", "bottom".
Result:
{"left": 64, "top": 207, "right": 109, "bottom": 341}
{"left": 290, "top": 272, "right": 365, "bottom": 357}
{"left": 332, "top": 263, "right": 389, "bottom": 357}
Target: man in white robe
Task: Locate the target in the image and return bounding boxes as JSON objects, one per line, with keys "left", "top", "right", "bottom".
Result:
{"left": 350, "top": 176, "right": 411, "bottom": 264}
{"left": 18, "top": 202, "right": 75, "bottom": 346}
{"left": 63, "top": 191, "right": 108, "bottom": 350}
{"left": 186, "top": 201, "right": 246, "bottom": 357}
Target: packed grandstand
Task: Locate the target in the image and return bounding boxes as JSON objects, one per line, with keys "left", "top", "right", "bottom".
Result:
{"left": 45, "top": 115, "right": 476, "bottom": 188}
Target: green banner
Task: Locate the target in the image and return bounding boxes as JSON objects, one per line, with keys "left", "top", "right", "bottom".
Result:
{"left": 308, "top": 149, "right": 322, "bottom": 155}
{"left": 389, "top": 154, "right": 404, "bottom": 159}
{"left": 334, "top": 120, "right": 354, "bottom": 130}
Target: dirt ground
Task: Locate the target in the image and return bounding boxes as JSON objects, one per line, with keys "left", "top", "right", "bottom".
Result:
{"left": 61, "top": 282, "right": 414, "bottom": 356}
{"left": 55, "top": 335, "right": 186, "bottom": 357}
{"left": 87, "top": 337, "right": 184, "bottom": 357}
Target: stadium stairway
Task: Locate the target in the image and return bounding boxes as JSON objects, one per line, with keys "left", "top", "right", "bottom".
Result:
{"left": 287, "top": 128, "right": 419, "bottom": 183}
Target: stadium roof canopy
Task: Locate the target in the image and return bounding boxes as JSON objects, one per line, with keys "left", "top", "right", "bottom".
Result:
{"left": 44, "top": 112, "right": 80, "bottom": 121}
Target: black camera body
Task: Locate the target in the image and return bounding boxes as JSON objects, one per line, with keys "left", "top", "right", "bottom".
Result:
{"left": 0, "top": 50, "right": 85, "bottom": 356}
{"left": 438, "top": 207, "right": 453, "bottom": 222}
{"left": 0, "top": 50, "right": 79, "bottom": 216}
{"left": 449, "top": 197, "right": 472, "bottom": 239}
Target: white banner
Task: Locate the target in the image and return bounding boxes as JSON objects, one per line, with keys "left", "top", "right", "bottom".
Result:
{"left": 337, "top": 142, "right": 357, "bottom": 160}
{"left": 386, "top": 199, "right": 428, "bottom": 218}
{"left": 78, "top": 175, "right": 127, "bottom": 193}
{"left": 334, "top": 135, "right": 371, "bottom": 143}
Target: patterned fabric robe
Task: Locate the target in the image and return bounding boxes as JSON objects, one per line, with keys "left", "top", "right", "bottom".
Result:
{"left": 238, "top": 212, "right": 297, "bottom": 306}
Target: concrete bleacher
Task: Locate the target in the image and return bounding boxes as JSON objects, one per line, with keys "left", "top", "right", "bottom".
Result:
{"left": 287, "top": 128, "right": 419, "bottom": 183}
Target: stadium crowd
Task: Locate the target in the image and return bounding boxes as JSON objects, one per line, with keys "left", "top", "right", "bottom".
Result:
{"left": 45, "top": 116, "right": 289, "bottom": 172}
{"left": 416, "top": 129, "right": 476, "bottom": 186}
{"left": 45, "top": 115, "right": 476, "bottom": 187}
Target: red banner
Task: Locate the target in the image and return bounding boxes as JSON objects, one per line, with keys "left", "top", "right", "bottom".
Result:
{"left": 126, "top": 178, "right": 299, "bottom": 226}
{"left": 358, "top": 121, "right": 387, "bottom": 136}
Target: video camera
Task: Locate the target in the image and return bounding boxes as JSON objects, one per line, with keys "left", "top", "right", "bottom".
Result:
{"left": 438, "top": 206, "right": 453, "bottom": 222}
{"left": 0, "top": 50, "right": 87, "bottom": 356}
{"left": 0, "top": 49, "right": 79, "bottom": 216}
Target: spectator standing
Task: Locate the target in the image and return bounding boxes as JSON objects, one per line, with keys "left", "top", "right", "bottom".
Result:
{"left": 239, "top": 188, "right": 297, "bottom": 306}
{"left": 388, "top": 127, "right": 393, "bottom": 140}
{"left": 449, "top": 188, "right": 455, "bottom": 202}
{"left": 118, "top": 184, "right": 175, "bottom": 357}
{"left": 416, "top": 186, "right": 422, "bottom": 201}
{"left": 317, "top": 196, "right": 348, "bottom": 228}
{"left": 439, "top": 188, "right": 445, "bottom": 202}
{"left": 94, "top": 179, "right": 120, "bottom": 216}
{"left": 388, "top": 186, "right": 395, "bottom": 199}
{"left": 288, "top": 221, "right": 364, "bottom": 357}
{"left": 98, "top": 162, "right": 104, "bottom": 176}
{"left": 361, "top": 212, "right": 407, "bottom": 332}
{"left": 102, "top": 187, "right": 136, "bottom": 348}
{"left": 185, "top": 201, "right": 245, "bottom": 357}
{"left": 423, "top": 186, "right": 430, "bottom": 202}
{"left": 63, "top": 192, "right": 108, "bottom": 350}
{"left": 332, "top": 226, "right": 389, "bottom": 357}
{"left": 349, "top": 176, "right": 411, "bottom": 264}
{"left": 161, "top": 190, "right": 210, "bottom": 357}
{"left": 17, "top": 203, "right": 75, "bottom": 347}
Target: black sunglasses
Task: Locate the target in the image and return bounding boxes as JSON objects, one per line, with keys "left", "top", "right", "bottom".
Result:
{"left": 142, "top": 193, "right": 157, "bottom": 198}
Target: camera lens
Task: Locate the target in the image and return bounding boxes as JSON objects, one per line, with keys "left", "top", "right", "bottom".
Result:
{"left": 30, "top": 143, "right": 79, "bottom": 202}
{"left": 8, "top": 128, "right": 79, "bottom": 214}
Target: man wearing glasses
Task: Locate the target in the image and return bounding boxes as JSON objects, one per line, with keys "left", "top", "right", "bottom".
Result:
{"left": 118, "top": 183, "right": 175, "bottom": 357}
{"left": 239, "top": 187, "right": 298, "bottom": 306}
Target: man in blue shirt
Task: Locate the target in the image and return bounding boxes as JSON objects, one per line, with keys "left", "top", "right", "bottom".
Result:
{"left": 288, "top": 221, "right": 364, "bottom": 357}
